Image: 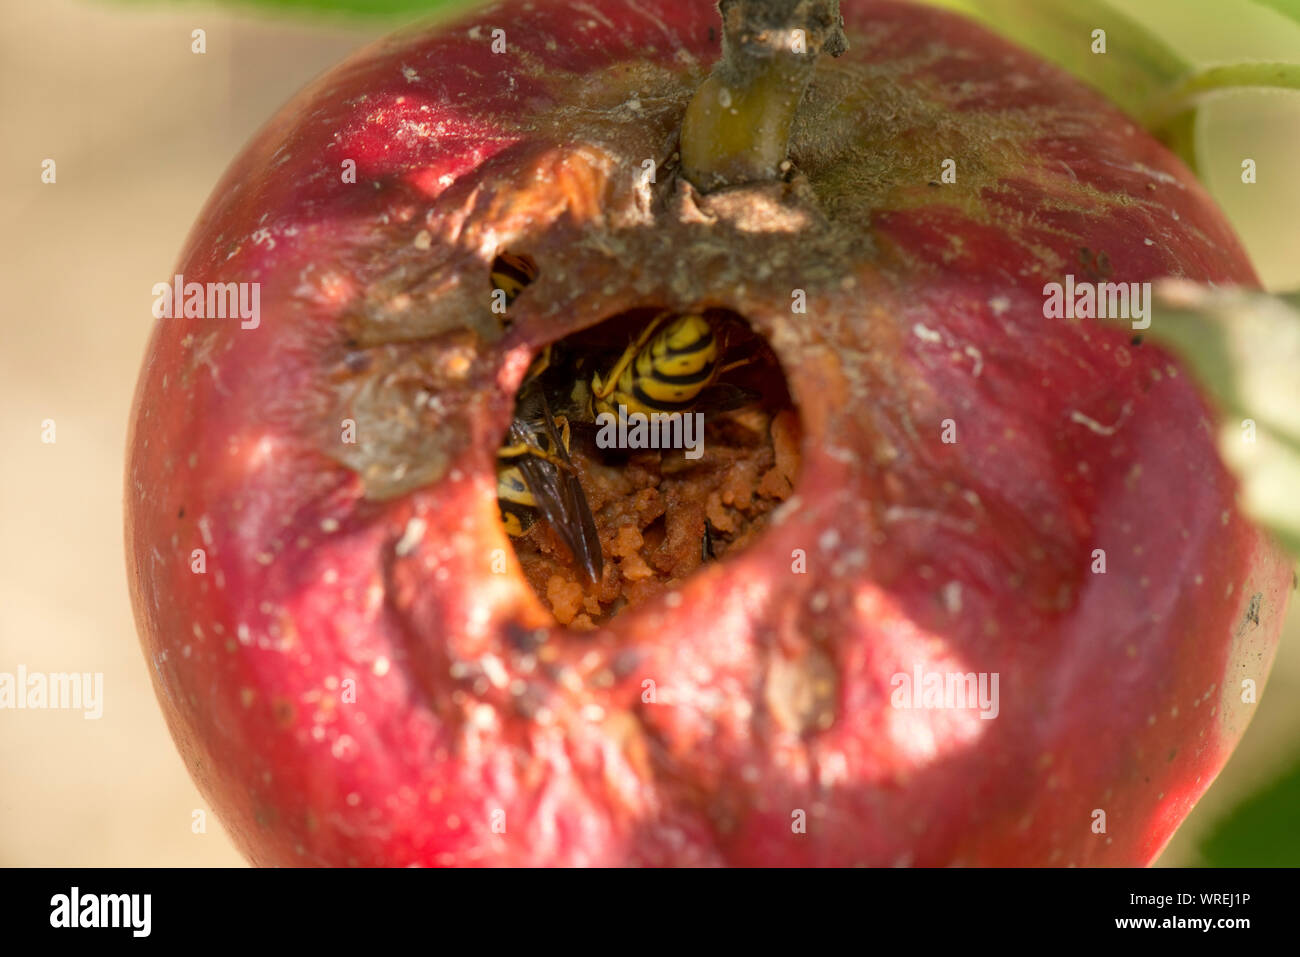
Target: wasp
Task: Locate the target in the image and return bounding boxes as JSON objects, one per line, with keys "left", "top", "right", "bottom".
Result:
{"left": 496, "top": 311, "right": 758, "bottom": 584}
{"left": 496, "top": 347, "right": 603, "bottom": 584}
{"left": 490, "top": 252, "right": 538, "bottom": 309}
{"left": 581, "top": 311, "right": 755, "bottom": 421}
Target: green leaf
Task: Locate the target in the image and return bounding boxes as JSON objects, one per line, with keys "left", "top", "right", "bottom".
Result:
{"left": 919, "top": 0, "right": 1190, "bottom": 120}
{"left": 1200, "top": 752, "right": 1300, "bottom": 866}
{"left": 1130, "top": 283, "right": 1300, "bottom": 557}
{"left": 1249, "top": 0, "right": 1300, "bottom": 20}
{"left": 1143, "top": 62, "right": 1300, "bottom": 132}
{"left": 916, "top": 0, "right": 1300, "bottom": 175}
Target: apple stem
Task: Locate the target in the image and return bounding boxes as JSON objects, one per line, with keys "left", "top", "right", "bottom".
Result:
{"left": 680, "top": 0, "right": 846, "bottom": 193}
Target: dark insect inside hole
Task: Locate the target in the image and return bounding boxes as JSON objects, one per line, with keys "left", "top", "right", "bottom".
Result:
{"left": 584, "top": 310, "right": 756, "bottom": 420}
{"left": 496, "top": 346, "right": 603, "bottom": 584}
{"left": 495, "top": 307, "right": 789, "bottom": 615}
{"left": 490, "top": 251, "right": 538, "bottom": 310}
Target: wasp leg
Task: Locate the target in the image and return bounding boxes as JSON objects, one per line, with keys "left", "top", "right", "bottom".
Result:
{"left": 715, "top": 355, "right": 755, "bottom": 377}
{"left": 498, "top": 404, "right": 577, "bottom": 473}
{"left": 592, "top": 311, "right": 674, "bottom": 402}
{"left": 525, "top": 343, "right": 553, "bottom": 380}
{"left": 552, "top": 414, "right": 572, "bottom": 450}
{"left": 497, "top": 440, "right": 576, "bottom": 473}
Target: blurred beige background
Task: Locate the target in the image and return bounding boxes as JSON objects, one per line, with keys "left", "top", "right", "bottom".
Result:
{"left": 0, "top": 0, "right": 1296, "bottom": 866}
{"left": 0, "top": 0, "right": 397, "bottom": 866}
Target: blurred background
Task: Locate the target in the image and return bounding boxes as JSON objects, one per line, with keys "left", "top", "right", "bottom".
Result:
{"left": 0, "top": 0, "right": 1296, "bottom": 866}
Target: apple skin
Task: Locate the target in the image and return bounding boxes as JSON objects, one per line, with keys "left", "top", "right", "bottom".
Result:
{"left": 125, "top": 0, "right": 1291, "bottom": 866}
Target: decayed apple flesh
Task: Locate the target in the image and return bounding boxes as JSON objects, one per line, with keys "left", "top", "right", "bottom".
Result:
{"left": 506, "top": 310, "right": 800, "bottom": 625}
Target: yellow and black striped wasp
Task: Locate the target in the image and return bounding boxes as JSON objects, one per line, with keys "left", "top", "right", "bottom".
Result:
{"left": 490, "top": 251, "right": 603, "bottom": 584}
{"left": 579, "top": 310, "right": 756, "bottom": 422}
{"left": 494, "top": 297, "right": 765, "bottom": 583}
{"left": 569, "top": 309, "right": 761, "bottom": 565}
{"left": 490, "top": 252, "right": 538, "bottom": 310}
{"left": 496, "top": 347, "right": 604, "bottom": 584}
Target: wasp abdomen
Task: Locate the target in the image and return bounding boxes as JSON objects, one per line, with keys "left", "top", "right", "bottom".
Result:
{"left": 497, "top": 465, "right": 537, "bottom": 536}
{"left": 596, "top": 313, "right": 719, "bottom": 417}
{"left": 490, "top": 252, "right": 538, "bottom": 307}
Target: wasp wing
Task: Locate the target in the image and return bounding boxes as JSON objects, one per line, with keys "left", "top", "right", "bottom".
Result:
{"left": 695, "top": 381, "right": 761, "bottom": 414}
{"left": 508, "top": 412, "right": 604, "bottom": 585}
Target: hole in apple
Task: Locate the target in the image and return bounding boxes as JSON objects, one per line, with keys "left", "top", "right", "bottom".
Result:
{"left": 497, "top": 307, "right": 800, "bottom": 628}
{"left": 489, "top": 251, "right": 538, "bottom": 312}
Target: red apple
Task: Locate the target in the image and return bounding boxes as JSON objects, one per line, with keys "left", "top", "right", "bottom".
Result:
{"left": 125, "top": 0, "right": 1291, "bottom": 866}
